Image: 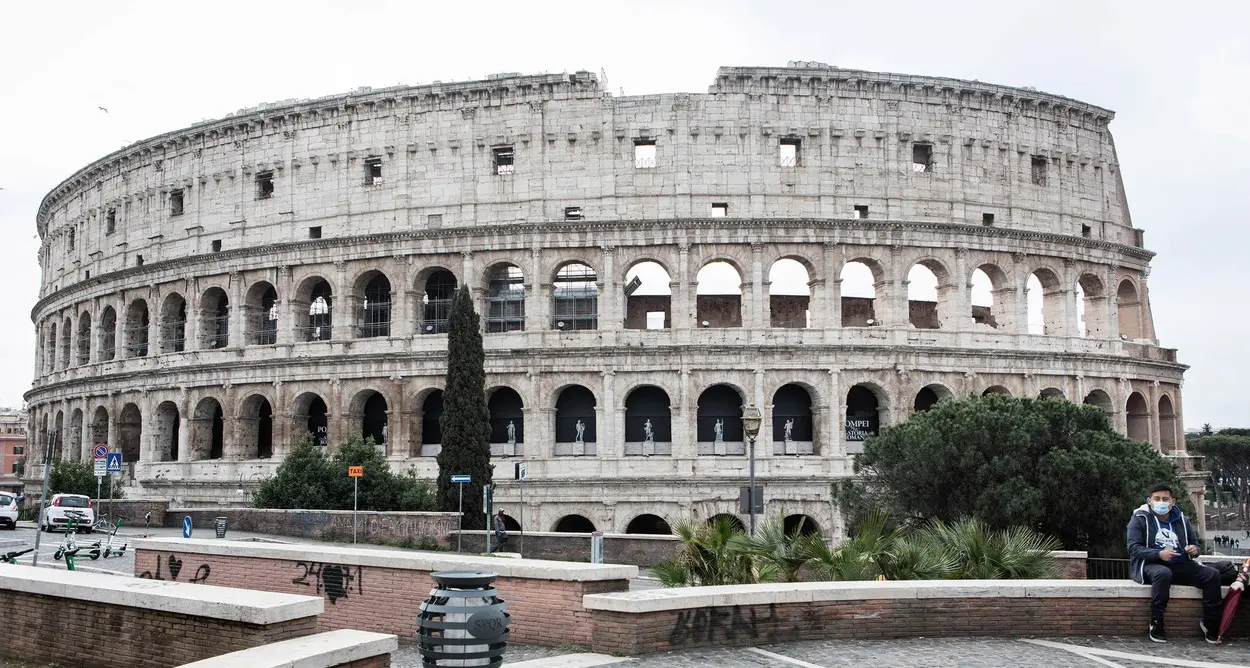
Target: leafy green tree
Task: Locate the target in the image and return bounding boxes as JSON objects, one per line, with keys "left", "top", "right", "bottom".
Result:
{"left": 852, "top": 394, "right": 1188, "bottom": 555}
{"left": 1190, "top": 429, "right": 1250, "bottom": 527}
{"left": 252, "top": 435, "right": 434, "bottom": 511}
{"left": 48, "top": 458, "right": 124, "bottom": 499}
{"left": 436, "top": 286, "right": 493, "bottom": 528}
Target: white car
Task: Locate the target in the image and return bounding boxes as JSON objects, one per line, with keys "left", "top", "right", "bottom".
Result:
{"left": 0, "top": 492, "right": 17, "bottom": 529}
{"left": 41, "top": 494, "right": 95, "bottom": 533}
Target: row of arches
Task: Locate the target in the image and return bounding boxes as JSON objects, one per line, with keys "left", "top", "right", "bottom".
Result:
{"left": 37, "top": 256, "right": 1151, "bottom": 372}
{"left": 497, "top": 512, "right": 820, "bottom": 536}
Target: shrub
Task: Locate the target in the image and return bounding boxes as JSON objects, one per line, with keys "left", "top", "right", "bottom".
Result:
{"left": 252, "top": 435, "right": 435, "bottom": 511}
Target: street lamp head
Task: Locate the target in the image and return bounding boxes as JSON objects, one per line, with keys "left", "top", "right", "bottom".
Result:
{"left": 741, "top": 405, "right": 763, "bottom": 439}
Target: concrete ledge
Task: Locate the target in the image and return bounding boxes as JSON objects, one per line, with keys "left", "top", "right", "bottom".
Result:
{"left": 134, "top": 537, "right": 638, "bottom": 581}
{"left": 0, "top": 566, "right": 323, "bottom": 624}
{"left": 177, "top": 629, "right": 397, "bottom": 668}
{"left": 583, "top": 579, "right": 1188, "bottom": 613}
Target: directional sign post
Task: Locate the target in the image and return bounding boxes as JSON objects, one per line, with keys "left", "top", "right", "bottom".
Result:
{"left": 106, "top": 453, "right": 123, "bottom": 522}
{"left": 450, "top": 475, "right": 471, "bottom": 553}
{"left": 515, "top": 462, "right": 528, "bottom": 557}
{"left": 93, "top": 444, "right": 108, "bottom": 510}
{"left": 348, "top": 466, "right": 363, "bottom": 545}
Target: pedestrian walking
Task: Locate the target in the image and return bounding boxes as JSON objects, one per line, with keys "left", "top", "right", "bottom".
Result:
{"left": 493, "top": 508, "right": 510, "bottom": 551}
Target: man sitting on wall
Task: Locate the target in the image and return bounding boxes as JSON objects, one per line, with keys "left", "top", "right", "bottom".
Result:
{"left": 1128, "top": 483, "right": 1221, "bottom": 644}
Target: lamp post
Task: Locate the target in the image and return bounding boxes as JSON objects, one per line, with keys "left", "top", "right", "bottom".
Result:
{"left": 740, "top": 405, "right": 762, "bottom": 536}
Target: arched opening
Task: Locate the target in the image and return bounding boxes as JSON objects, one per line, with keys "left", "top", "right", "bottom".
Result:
{"left": 845, "top": 385, "right": 881, "bottom": 451}
{"left": 295, "top": 277, "right": 334, "bottom": 342}
{"left": 358, "top": 272, "right": 392, "bottom": 338}
{"left": 419, "top": 269, "right": 457, "bottom": 334}
{"left": 768, "top": 258, "right": 810, "bottom": 328}
{"left": 199, "top": 288, "right": 230, "bottom": 349}
{"left": 1026, "top": 269, "right": 1063, "bottom": 336}
{"left": 98, "top": 306, "right": 117, "bottom": 361}
{"left": 488, "top": 387, "right": 524, "bottom": 457}
{"left": 45, "top": 322, "right": 56, "bottom": 372}
{"left": 624, "top": 386, "right": 671, "bottom": 456}
{"left": 52, "top": 411, "right": 64, "bottom": 460}
{"left": 496, "top": 513, "right": 521, "bottom": 531}
{"left": 190, "top": 398, "right": 225, "bottom": 460}
{"left": 76, "top": 312, "right": 92, "bottom": 365}
{"left": 68, "top": 409, "right": 83, "bottom": 460}
{"left": 1159, "top": 395, "right": 1178, "bottom": 454}
{"left": 118, "top": 403, "right": 142, "bottom": 467}
{"left": 697, "top": 384, "right": 744, "bottom": 455}
{"left": 89, "top": 407, "right": 109, "bottom": 450}
{"left": 696, "top": 261, "right": 742, "bottom": 328}
{"left": 1039, "top": 388, "right": 1066, "bottom": 400}
{"left": 626, "top": 514, "right": 672, "bottom": 535}
{"left": 1076, "top": 274, "right": 1106, "bottom": 339}
{"left": 783, "top": 514, "right": 820, "bottom": 536}
{"left": 554, "top": 385, "right": 596, "bottom": 455}
{"left": 772, "top": 384, "right": 814, "bottom": 455}
{"left": 59, "top": 317, "right": 71, "bottom": 369}
{"left": 840, "top": 260, "right": 879, "bottom": 327}
{"left": 552, "top": 262, "right": 598, "bottom": 330}
{"left": 914, "top": 384, "right": 952, "bottom": 412}
{"left": 1126, "top": 392, "right": 1150, "bottom": 443}
{"left": 486, "top": 264, "right": 525, "bottom": 333}
{"left": 239, "top": 395, "right": 274, "bottom": 459}
{"left": 983, "top": 386, "right": 1012, "bottom": 397}
{"left": 970, "top": 265, "right": 1004, "bottom": 329}
{"left": 160, "top": 293, "right": 187, "bottom": 353}
{"left": 359, "top": 391, "right": 389, "bottom": 451}
{"left": 707, "top": 514, "right": 747, "bottom": 532}
{"left": 907, "top": 262, "right": 945, "bottom": 329}
{"left": 1117, "top": 279, "right": 1143, "bottom": 340}
{"left": 1083, "top": 390, "right": 1114, "bottom": 416}
{"left": 124, "top": 299, "right": 150, "bottom": 357}
{"left": 624, "top": 261, "right": 671, "bottom": 330}
{"left": 38, "top": 414, "right": 48, "bottom": 462}
{"left": 421, "top": 390, "right": 444, "bottom": 450}
{"left": 154, "top": 401, "right": 179, "bottom": 462}
{"left": 246, "top": 282, "right": 279, "bottom": 346}
{"left": 553, "top": 515, "right": 596, "bottom": 533}
{"left": 293, "top": 392, "right": 329, "bottom": 448}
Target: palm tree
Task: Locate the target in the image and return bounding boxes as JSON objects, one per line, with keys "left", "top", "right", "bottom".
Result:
{"left": 730, "top": 515, "right": 810, "bottom": 582}
{"left": 653, "top": 516, "right": 765, "bottom": 587}
{"left": 920, "top": 518, "right": 1059, "bottom": 579}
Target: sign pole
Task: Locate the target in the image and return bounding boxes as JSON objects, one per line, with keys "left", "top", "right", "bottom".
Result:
{"left": 519, "top": 476, "right": 524, "bottom": 558}
{"left": 353, "top": 475, "right": 358, "bottom": 546}
{"left": 457, "top": 482, "right": 464, "bottom": 554}
{"left": 484, "top": 485, "right": 492, "bottom": 556}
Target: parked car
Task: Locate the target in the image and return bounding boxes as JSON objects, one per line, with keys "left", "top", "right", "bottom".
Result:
{"left": 0, "top": 492, "right": 18, "bottom": 529}
{"left": 40, "top": 494, "right": 95, "bottom": 533}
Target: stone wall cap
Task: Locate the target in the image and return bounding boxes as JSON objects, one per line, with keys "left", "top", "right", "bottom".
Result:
{"left": 582, "top": 579, "right": 1196, "bottom": 613}
{"left": 0, "top": 565, "right": 323, "bottom": 624}
{"left": 176, "top": 629, "right": 398, "bottom": 668}
{"left": 134, "top": 538, "right": 638, "bottom": 581}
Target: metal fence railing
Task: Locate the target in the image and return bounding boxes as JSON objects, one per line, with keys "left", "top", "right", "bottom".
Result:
{"left": 1086, "top": 558, "right": 1130, "bottom": 580}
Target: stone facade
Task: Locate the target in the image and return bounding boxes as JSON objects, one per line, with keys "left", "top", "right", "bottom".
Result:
{"left": 26, "top": 64, "right": 1189, "bottom": 537}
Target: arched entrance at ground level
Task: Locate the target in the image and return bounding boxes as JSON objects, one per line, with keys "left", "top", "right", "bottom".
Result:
{"left": 1159, "top": 395, "right": 1178, "bottom": 454}
{"left": 706, "top": 514, "right": 746, "bottom": 532}
{"left": 293, "top": 393, "right": 329, "bottom": 447}
{"left": 239, "top": 395, "right": 274, "bottom": 459}
{"left": 191, "top": 398, "right": 225, "bottom": 460}
{"left": 553, "top": 515, "right": 596, "bottom": 532}
{"left": 153, "top": 402, "right": 179, "bottom": 462}
{"left": 784, "top": 514, "right": 821, "bottom": 536}
{"left": 982, "top": 386, "right": 1011, "bottom": 397}
{"left": 118, "top": 403, "right": 142, "bottom": 465}
{"left": 1039, "top": 388, "right": 1065, "bottom": 400}
{"left": 914, "top": 384, "right": 951, "bottom": 412}
{"left": 496, "top": 514, "right": 521, "bottom": 531}
{"left": 1126, "top": 392, "right": 1150, "bottom": 442}
{"left": 1083, "top": 390, "right": 1114, "bottom": 415}
{"left": 626, "top": 514, "right": 672, "bottom": 535}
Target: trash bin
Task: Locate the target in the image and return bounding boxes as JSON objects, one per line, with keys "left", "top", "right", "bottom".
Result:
{"left": 417, "top": 571, "right": 510, "bottom": 666}
{"left": 214, "top": 516, "right": 227, "bottom": 539}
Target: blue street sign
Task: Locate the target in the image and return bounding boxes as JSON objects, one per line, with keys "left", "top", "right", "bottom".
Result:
{"left": 450, "top": 475, "right": 471, "bottom": 484}
{"left": 182, "top": 516, "right": 193, "bottom": 538}
{"left": 105, "top": 453, "right": 123, "bottom": 473}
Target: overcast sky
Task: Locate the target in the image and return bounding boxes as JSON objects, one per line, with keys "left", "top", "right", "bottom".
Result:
{"left": 1, "top": 1, "right": 1245, "bottom": 429}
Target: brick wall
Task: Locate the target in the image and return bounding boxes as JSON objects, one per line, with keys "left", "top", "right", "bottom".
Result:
{"left": 457, "top": 530, "right": 678, "bottom": 567}
{"left": 0, "top": 588, "right": 316, "bottom": 668}
{"left": 93, "top": 498, "right": 169, "bottom": 527}
{"left": 134, "top": 547, "right": 630, "bottom": 647}
{"left": 167, "top": 507, "right": 458, "bottom": 546}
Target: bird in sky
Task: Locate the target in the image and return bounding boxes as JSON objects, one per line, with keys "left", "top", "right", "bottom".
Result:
{"left": 98, "top": 106, "right": 108, "bottom": 113}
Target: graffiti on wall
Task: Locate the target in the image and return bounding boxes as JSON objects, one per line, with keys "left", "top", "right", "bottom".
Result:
{"left": 291, "top": 561, "right": 364, "bottom": 604}
{"left": 669, "top": 604, "right": 777, "bottom": 645}
{"left": 138, "top": 553, "right": 211, "bottom": 584}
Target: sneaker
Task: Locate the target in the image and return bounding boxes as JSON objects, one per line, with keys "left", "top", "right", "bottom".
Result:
{"left": 1200, "top": 620, "right": 1220, "bottom": 645}
{"left": 1149, "top": 618, "right": 1167, "bottom": 643}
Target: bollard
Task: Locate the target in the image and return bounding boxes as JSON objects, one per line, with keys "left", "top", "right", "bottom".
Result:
{"left": 591, "top": 530, "right": 604, "bottom": 564}
{"left": 417, "top": 571, "right": 510, "bottom": 666}
{"left": 214, "top": 516, "right": 227, "bottom": 539}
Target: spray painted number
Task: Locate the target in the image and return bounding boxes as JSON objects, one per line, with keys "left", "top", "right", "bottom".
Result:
{"left": 291, "top": 561, "right": 364, "bottom": 604}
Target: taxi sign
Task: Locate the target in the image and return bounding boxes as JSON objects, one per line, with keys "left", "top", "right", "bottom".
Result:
{"left": 348, "top": 466, "right": 363, "bottom": 477}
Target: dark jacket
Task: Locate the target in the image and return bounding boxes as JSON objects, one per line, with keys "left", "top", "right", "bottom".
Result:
{"left": 493, "top": 514, "right": 507, "bottom": 536}
{"left": 1127, "top": 503, "right": 1200, "bottom": 584}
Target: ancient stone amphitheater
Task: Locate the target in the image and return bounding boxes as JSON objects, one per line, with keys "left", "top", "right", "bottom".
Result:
{"left": 26, "top": 63, "right": 1193, "bottom": 536}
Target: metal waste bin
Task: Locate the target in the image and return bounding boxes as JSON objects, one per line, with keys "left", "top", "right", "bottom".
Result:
{"left": 214, "top": 516, "right": 227, "bottom": 539}
{"left": 417, "top": 570, "right": 510, "bottom": 666}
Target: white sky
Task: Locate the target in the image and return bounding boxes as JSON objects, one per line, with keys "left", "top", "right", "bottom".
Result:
{"left": 1, "top": 1, "right": 1246, "bottom": 429}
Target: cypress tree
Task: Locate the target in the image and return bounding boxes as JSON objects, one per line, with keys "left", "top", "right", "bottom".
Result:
{"left": 437, "top": 285, "right": 493, "bottom": 528}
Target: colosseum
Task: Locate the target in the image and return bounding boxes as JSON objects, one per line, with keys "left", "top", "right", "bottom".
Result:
{"left": 26, "top": 63, "right": 1195, "bottom": 538}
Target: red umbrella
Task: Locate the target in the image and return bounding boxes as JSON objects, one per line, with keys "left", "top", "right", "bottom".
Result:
{"left": 1218, "top": 557, "right": 1250, "bottom": 642}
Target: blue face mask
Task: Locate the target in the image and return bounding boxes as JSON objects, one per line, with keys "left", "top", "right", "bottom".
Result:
{"left": 1151, "top": 501, "right": 1172, "bottom": 515}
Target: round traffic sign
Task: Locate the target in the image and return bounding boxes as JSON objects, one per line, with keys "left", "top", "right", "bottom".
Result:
{"left": 93, "top": 444, "right": 108, "bottom": 459}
